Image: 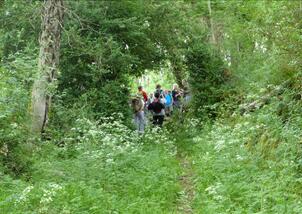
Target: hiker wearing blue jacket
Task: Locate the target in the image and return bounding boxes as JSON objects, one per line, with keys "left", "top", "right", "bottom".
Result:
{"left": 164, "top": 90, "right": 173, "bottom": 116}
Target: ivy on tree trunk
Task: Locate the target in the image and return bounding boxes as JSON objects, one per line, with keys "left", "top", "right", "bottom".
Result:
{"left": 31, "top": 0, "right": 64, "bottom": 134}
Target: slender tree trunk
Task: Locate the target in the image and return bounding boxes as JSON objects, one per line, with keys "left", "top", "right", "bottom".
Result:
{"left": 31, "top": 0, "right": 64, "bottom": 134}
{"left": 207, "top": 0, "right": 216, "bottom": 44}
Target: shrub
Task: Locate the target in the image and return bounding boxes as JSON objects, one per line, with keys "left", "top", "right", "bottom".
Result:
{"left": 185, "top": 40, "right": 226, "bottom": 118}
{"left": 0, "top": 52, "right": 36, "bottom": 175}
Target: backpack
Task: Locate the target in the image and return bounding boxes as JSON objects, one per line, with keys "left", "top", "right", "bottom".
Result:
{"left": 152, "top": 101, "right": 164, "bottom": 114}
{"left": 132, "top": 98, "right": 144, "bottom": 112}
{"left": 155, "top": 89, "right": 163, "bottom": 96}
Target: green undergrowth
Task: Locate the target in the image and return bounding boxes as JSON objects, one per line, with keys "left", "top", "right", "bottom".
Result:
{"left": 174, "top": 87, "right": 302, "bottom": 213}
{"left": 1, "top": 83, "right": 301, "bottom": 213}
{"left": 0, "top": 118, "right": 181, "bottom": 213}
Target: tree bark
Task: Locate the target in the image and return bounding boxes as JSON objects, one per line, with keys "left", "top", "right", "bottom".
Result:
{"left": 31, "top": 0, "right": 64, "bottom": 134}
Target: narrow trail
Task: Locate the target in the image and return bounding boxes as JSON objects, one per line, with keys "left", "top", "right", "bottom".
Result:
{"left": 176, "top": 152, "right": 196, "bottom": 214}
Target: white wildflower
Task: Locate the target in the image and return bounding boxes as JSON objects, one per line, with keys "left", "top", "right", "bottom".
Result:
{"left": 236, "top": 154, "right": 244, "bottom": 160}
{"left": 40, "top": 183, "right": 63, "bottom": 205}
{"left": 15, "top": 185, "right": 34, "bottom": 204}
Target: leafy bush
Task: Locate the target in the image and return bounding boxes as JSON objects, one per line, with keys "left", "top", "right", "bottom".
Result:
{"left": 185, "top": 40, "right": 226, "bottom": 118}
{"left": 0, "top": 52, "right": 36, "bottom": 175}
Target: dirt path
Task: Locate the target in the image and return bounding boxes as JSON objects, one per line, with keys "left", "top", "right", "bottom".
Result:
{"left": 176, "top": 153, "right": 195, "bottom": 214}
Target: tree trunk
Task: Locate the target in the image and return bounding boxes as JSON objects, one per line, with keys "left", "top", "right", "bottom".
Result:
{"left": 207, "top": 0, "right": 216, "bottom": 44}
{"left": 31, "top": 0, "right": 64, "bottom": 134}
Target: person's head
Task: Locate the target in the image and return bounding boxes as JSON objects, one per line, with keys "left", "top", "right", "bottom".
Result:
{"left": 164, "top": 90, "right": 168, "bottom": 94}
{"left": 156, "top": 84, "right": 161, "bottom": 90}
{"left": 138, "top": 86, "right": 143, "bottom": 91}
{"left": 154, "top": 92, "right": 160, "bottom": 99}
{"left": 131, "top": 97, "right": 138, "bottom": 105}
{"left": 150, "top": 92, "right": 154, "bottom": 98}
{"left": 173, "top": 83, "right": 179, "bottom": 90}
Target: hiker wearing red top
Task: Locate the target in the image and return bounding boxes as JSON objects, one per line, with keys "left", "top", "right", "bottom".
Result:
{"left": 138, "top": 86, "right": 148, "bottom": 102}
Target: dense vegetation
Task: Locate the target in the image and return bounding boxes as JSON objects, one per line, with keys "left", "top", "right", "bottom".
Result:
{"left": 1, "top": 0, "right": 301, "bottom": 213}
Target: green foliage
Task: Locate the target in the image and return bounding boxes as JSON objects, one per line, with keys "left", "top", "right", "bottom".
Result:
{"left": 0, "top": 51, "right": 37, "bottom": 175}
{"left": 0, "top": 0, "right": 40, "bottom": 174}
{"left": 171, "top": 86, "right": 302, "bottom": 212}
{"left": 53, "top": 0, "right": 192, "bottom": 125}
{"left": 1, "top": 0, "right": 302, "bottom": 213}
{"left": 130, "top": 66, "right": 176, "bottom": 95}
{"left": 186, "top": 40, "right": 225, "bottom": 117}
{"left": 0, "top": 118, "right": 181, "bottom": 213}
{"left": 0, "top": 0, "right": 40, "bottom": 59}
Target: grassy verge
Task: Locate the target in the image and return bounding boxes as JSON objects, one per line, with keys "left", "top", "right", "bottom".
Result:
{"left": 0, "top": 124, "right": 181, "bottom": 213}
{"left": 176, "top": 94, "right": 302, "bottom": 213}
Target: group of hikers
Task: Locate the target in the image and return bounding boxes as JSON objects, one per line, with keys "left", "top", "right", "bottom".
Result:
{"left": 131, "top": 83, "right": 190, "bottom": 133}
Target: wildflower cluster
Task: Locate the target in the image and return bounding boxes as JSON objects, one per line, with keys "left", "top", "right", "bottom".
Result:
{"left": 63, "top": 115, "right": 141, "bottom": 165}
{"left": 14, "top": 185, "right": 34, "bottom": 205}
{"left": 143, "top": 128, "right": 177, "bottom": 156}
{"left": 205, "top": 182, "right": 224, "bottom": 201}
{"left": 39, "top": 183, "right": 63, "bottom": 212}
{"left": 40, "top": 183, "right": 63, "bottom": 205}
{"left": 58, "top": 113, "right": 179, "bottom": 168}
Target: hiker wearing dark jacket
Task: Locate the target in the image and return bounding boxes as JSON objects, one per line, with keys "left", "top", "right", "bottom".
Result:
{"left": 148, "top": 92, "right": 165, "bottom": 127}
{"left": 154, "top": 84, "right": 164, "bottom": 97}
{"left": 172, "top": 83, "right": 182, "bottom": 109}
